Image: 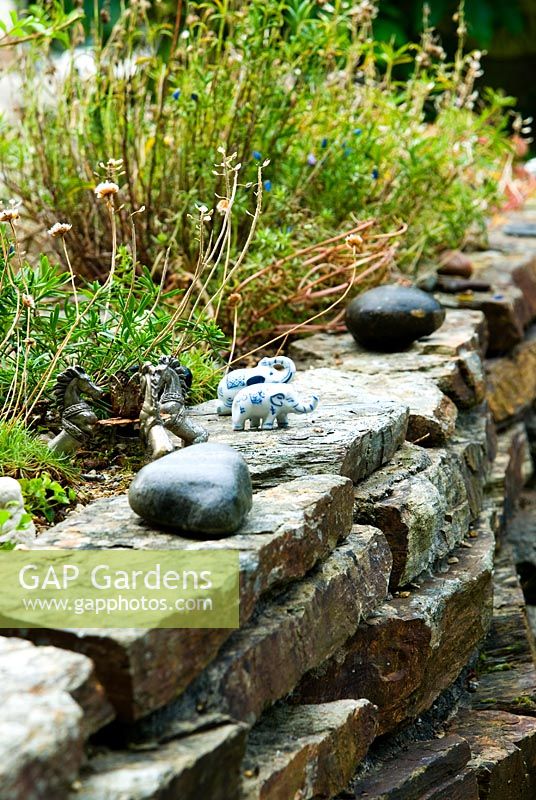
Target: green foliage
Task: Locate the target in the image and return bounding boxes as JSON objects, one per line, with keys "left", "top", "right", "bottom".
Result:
{"left": 0, "top": 237, "right": 227, "bottom": 417}
{"left": 0, "top": 0, "right": 517, "bottom": 347}
{"left": 0, "top": 2, "right": 82, "bottom": 48}
{"left": 18, "top": 473, "right": 76, "bottom": 522}
{"left": 377, "top": 1, "right": 527, "bottom": 49}
{"left": 0, "top": 420, "right": 76, "bottom": 481}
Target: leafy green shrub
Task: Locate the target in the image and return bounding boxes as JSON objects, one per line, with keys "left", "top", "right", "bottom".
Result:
{"left": 0, "top": 1, "right": 517, "bottom": 348}
{"left": 0, "top": 193, "right": 231, "bottom": 419}
{"left": 18, "top": 472, "right": 76, "bottom": 523}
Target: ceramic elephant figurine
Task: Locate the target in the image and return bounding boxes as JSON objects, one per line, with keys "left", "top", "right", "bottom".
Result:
{"left": 217, "top": 356, "right": 296, "bottom": 415}
{"left": 231, "top": 383, "right": 319, "bottom": 431}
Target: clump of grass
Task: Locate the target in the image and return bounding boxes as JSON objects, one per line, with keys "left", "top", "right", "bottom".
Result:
{"left": 0, "top": 420, "right": 76, "bottom": 481}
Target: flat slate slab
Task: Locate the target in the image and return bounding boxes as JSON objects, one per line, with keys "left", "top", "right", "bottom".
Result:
{"left": 353, "top": 408, "right": 492, "bottom": 587}
{"left": 71, "top": 723, "right": 247, "bottom": 800}
{"left": 487, "top": 423, "right": 532, "bottom": 532}
{"left": 242, "top": 700, "right": 377, "bottom": 800}
{"left": 0, "top": 636, "right": 113, "bottom": 737}
{"left": 449, "top": 709, "right": 536, "bottom": 800}
{"left": 192, "top": 371, "right": 409, "bottom": 488}
{"left": 293, "top": 368, "right": 458, "bottom": 446}
{"left": 353, "top": 444, "right": 472, "bottom": 587}
{"left": 506, "top": 490, "right": 536, "bottom": 582}
{"left": 289, "top": 310, "right": 486, "bottom": 412}
{"left": 435, "top": 251, "right": 536, "bottom": 355}
{"left": 131, "top": 526, "right": 391, "bottom": 738}
{"left": 475, "top": 546, "right": 536, "bottom": 717}
{"left": 0, "top": 688, "right": 84, "bottom": 800}
{"left": 291, "top": 511, "right": 494, "bottom": 736}
{"left": 353, "top": 735, "right": 477, "bottom": 800}
{"left": 26, "top": 475, "right": 354, "bottom": 720}
{"left": 486, "top": 325, "right": 536, "bottom": 422}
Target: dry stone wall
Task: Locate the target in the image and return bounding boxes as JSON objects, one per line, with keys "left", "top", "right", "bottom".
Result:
{"left": 3, "top": 205, "right": 536, "bottom": 799}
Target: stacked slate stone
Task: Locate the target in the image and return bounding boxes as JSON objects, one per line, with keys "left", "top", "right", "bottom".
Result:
{"left": 2, "top": 206, "right": 536, "bottom": 799}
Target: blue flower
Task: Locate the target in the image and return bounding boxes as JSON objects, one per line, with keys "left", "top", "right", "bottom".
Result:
{"left": 353, "top": 128, "right": 362, "bottom": 136}
{"left": 286, "top": 225, "right": 293, "bottom": 233}
{"left": 252, "top": 150, "right": 262, "bottom": 161}
{"left": 172, "top": 88, "right": 181, "bottom": 100}
{"left": 8, "top": 244, "right": 15, "bottom": 256}
{"left": 307, "top": 153, "right": 317, "bottom": 166}
{"left": 343, "top": 146, "right": 352, "bottom": 158}
{"left": 321, "top": 137, "right": 328, "bottom": 148}
{"left": 191, "top": 92, "right": 199, "bottom": 101}
{"left": 263, "top": 179, "right": 272, "bottom": 191}
{"left": 371, "top": 167, "right": 379, "bottom": 179}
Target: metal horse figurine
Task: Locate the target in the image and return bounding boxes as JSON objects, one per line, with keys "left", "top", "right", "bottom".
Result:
{"left": 139, "top": 356, "right": 208, "bottom": 460}
{"left": 48, "top": 366, "right": 104, "bottom": 455}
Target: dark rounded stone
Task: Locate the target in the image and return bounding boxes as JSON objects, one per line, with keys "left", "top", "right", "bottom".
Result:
{"left": 345, "top": 285, "right": 446, "bottom": 352}
{"left": 128, "top": 443, "right": 252, "bottom": 538}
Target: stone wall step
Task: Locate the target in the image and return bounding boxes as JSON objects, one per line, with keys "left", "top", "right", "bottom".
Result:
{"left": 0, "top": 636, "right": 114, "bottom": 737}
{"left": 448, "top": 709, "right": 536, "bottom": 800}
{"left": 353, "top": 408, "right": 492, "bottom": 588}
{"left": 294, "top": 368, "right": 458, "bottom": 447}
{"left": 242, "top": 700, "right": 377, "bottom": 800}
{"left": 22, "top": 475, "right": 354, "bottom": 721}
{"left": 486, "top": 325, "right": 536, "bottom": 423}
{"left": 289, "top": 309, "right": 487, "bottom": 410}
{"left": 0, "top": 685, "right": 84, "bottom": 800}
{"left": 70, "top": 723, "right": 247, "bottom": 800}
{"left": 192, "top": 374, "right": 409, "bottom": 488}
{"left": 290, "top": 511, "right": 494, "bottom": 736}
{"left": 351, "top": 735, "right": 477, "bottom": 800}
{"left": 474, "top": 546, "right": 536, "bottom": 717}
{"left": 129, "top": 526, "right": 391, "bottom": 740}
{"left": 435, "top": 251, "right": 536, "bottom": 356}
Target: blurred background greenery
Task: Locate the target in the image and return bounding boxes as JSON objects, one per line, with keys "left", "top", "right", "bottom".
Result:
{"left": 60, "top": 0, "right": 536, "bottom": 136}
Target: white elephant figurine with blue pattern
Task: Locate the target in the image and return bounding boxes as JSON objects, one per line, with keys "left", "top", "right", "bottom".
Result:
{"left": 231, "top": 383, "right": 319, "bottom": 431}
{"left": 217, "top": 356, "right": 296, "bottom": 415}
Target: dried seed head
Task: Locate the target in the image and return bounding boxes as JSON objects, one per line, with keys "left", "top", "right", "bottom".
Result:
{"left": 216, "top": 198, "right": 230, "bottom": 214}
{"left": 47, "top": 222, "right": 72, "bottom": 238}
{"left": 227, "top": 292, "right": 242, "bottom": 308}
{"left": 0, "top": 203, "right": 20, "bottom": 223}
{"left": 94, "top": 181, "right": 119, "bottom": 200}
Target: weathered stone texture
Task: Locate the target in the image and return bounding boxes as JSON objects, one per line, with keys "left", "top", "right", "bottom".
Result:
{"left": 486, "top": 325, "right": 536, "bottom": 422}
{"left": 354, "top": 445, "right": 471, "bottom": 587}
{"left": 242, "top": 700, "right": 377, "bottom": 800}
{"left": 0, "top": 636, "right": 113, "bottom": 736}
{"left": 291, "top": 515, "right": 494, "bottom": 735}
{"left": 352, "top": 735, "right": 477, "bottom": 800}
{"left": 507, "top": 490, "right": 536, "bottom": 583}
{"left": 475, "top": 546, "right": 536, "bottom": 717}
{"left": 25, "top": 476, "right": 355, "bottom": 721}
{"left": 450, "top": 710, "right": 536, "bottom": 800}
{"left": 435, "top": 251, "right": 536, "bottom": 355}
{"left": 134, "top": 527, "right": 391, "bottom": 736}
{"left": 71, "top": 723, "right": 247, "bottom": 800}
{"left": 353, "top": 409, "right": 492, "bottom": 587}
{"left": 290, "top": 309, "right": 487, "bottom": 411}
{"left": 192, "top": 373, "right": 409, "bottom": 488}
{"left": 294, "top": 368, "right": 457, "bottom": 446}
{"left": 487, "top": 423, "right": 533, "bottom": 531}
{"left": 0, "top": 689, "right": 83, "bottom": 800}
